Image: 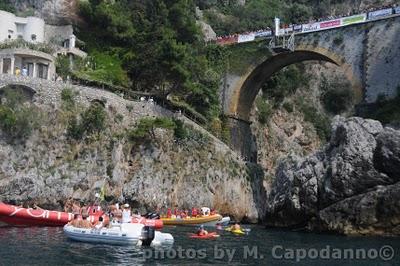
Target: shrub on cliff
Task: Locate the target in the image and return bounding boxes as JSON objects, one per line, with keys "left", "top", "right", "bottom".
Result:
{"left": 320, "top": 77, "right": 354, "bottom": 114}
{"left": 128, "top": 117, "right": 176, "bottom": 142}
{"left": 67, "top": 103, "right": 107, "bottom": 140}
{"left": 0, "top": 87, "right": 41, "bottom": 141}
{"left": 256, "top": 98, "right": 272, "bottom": 125}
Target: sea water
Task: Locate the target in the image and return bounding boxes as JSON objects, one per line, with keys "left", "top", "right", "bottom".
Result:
{"left": 0, "top": 225, "right": 399, "bottom": 265}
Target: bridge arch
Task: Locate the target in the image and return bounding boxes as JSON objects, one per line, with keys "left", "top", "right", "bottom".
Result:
{"left": 228, "top": 45, "right": 362, "bottom": 120}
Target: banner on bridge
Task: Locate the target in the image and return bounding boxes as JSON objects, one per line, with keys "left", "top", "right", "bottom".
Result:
{"left": 395, "top": 7, "right": 400, "bottom": 14}
{"left": 216, "top": 35, "right": 238, "bottom": 45}
{"left": 293, "top": 25, "right": 302, "bottom": 32}
{"left": 238, "top": 33, "right": 255, "bottom": 43}
{"left": 255, "top": 30, "right": 272, "bottom": 38}
{"left": 368, "top": 8, "right": 393, "bottom": 19}
{"left": 302, "top": 22, "right": 320, "bottom": 33}
{"left": 341, "top": 14, "right": 366, "bottom": 25}
{"left": 319, "top": 19, "right": 341, "bottom": 29}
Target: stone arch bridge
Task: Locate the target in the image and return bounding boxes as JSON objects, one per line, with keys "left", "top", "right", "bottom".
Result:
{"left": 221, "top": 16, "right": 400, "bottom": 158}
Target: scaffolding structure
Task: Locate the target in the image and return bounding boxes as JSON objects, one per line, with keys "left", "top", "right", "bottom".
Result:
{"left": 268, "top": 32, "right": 295, "bottom": 53}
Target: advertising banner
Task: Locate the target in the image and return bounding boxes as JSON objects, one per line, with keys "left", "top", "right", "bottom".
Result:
{"left": 255, "top": 30, "right": 272, "bottom": 38}
{"left": 293, "top": 24, "right": 302, "bottom": 32}
{"left": 238, "top": 33, "right": 255, "bottom": 43}
{"left": 395, "top": 7, "right": 400, "bottom": 14}
{"left": 368, "top": 8, "right": 393, "bottom": 19}
{"left": 216, "top": 35, "right": 238, "bottom": 45}
{"left": 341, "top": 14, "right": 366, "bottom": 25}
{"left": 302, "top": 22, "right": 320, "bottom": 33}
{"left": 320, "top": 19, "right": 341, "bottom": 29}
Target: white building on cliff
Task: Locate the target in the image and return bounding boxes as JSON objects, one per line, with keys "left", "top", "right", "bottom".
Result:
{"left": 0, "top": 10, "right": 85, "bottom": 80}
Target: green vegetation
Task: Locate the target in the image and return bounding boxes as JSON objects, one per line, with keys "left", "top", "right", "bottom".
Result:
{"left": 0, "top": 39, "right": 55, "bottom": 54}
{"left": 78, "top": 0, "right": 221, "bottom": 119}
{"left": 261, "top": 64, "right": 309, "bottom": 106}
{"left": 322, "top": 88, "right": 354, "bottom": 114}
{"left": 320, "top": 76, "right": 354, "bottom": 114}
{"left": 361, "top": 88, "right": 400, "bottom": 124}
{"left": 256, "top": 97, "right": 272, "bottom": 125}
{"left": 333, "top": 34, "right": 344, "bottom": 45}
{"left": 128, "top": 117, "right": 177, "bottom": 142}
{"left": 0, "top": 0, "right": 15, "bottom": 13}
{"left": 67, "top": 103, "right": 107, "bottom": 140}
{"left": 296, "top": 99, "right": 331, "bottom": 141}
{"left": 226, "top": 41, "right": 271, "bottom": 75}
{"left": 61, "top": 88, "right": 78, "bottom": 109}
{"left": 0, "top": 87, "right": 40, "bottom": 141}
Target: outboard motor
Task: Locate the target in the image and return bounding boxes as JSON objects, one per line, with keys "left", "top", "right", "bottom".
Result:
{"left": 149, "top": 213, "right": 160, "bottom": 220}
{"left": 141, "top": 226, "right": 155, "bottom": 246}
{"left": 144, "top": 212, "right": 160, "bottom": 220}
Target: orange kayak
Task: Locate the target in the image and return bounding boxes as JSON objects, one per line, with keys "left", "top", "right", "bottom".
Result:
{"left": 189, "top": 232, "right": 220, "bottom": 239}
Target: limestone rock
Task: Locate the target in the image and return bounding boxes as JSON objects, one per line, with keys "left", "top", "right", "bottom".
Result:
{"left": 266, "top": 117, "right": 400, "bottom": 235}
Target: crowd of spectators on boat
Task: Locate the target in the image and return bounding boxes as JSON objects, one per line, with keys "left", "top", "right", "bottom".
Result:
{"left": 65, "top": 199, "right": 138, "bottom": 229}
{"left": 163, "top": 207, "right": 215, "bottom": 219}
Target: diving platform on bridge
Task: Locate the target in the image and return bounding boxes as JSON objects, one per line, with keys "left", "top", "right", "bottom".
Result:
{"left": 268, "top": 33, "right": 295, "bottom": 53}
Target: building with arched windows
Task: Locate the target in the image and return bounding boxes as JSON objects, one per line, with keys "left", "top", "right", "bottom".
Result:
{"left": 0, "top": 10, "right": 86, "bottom": 80}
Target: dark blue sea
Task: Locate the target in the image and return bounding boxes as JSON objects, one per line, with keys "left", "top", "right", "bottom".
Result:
{"left": 0, "top": 225, "right": 399, "bottom": 265}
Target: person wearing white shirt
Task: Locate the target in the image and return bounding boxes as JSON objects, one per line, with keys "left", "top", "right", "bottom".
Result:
{"left": 122, "top": 203, "right": 131, "bottom": 223}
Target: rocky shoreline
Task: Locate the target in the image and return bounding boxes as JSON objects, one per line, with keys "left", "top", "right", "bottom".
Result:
{"left": 265, "top": 116, "right": 400, "bottom": 236}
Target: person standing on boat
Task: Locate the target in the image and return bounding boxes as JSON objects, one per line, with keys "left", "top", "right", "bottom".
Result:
{"left": 122, "top": 204, "right": 131, "bottom": 223}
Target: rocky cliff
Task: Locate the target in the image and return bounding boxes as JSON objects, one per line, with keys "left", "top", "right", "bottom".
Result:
{"left": 9, "top": 0, "right": 80, "bottom": 25}
{"left": 0, "top": 81, "right": 266, "bottom": 222}
{"left": 266, "top": 116, "right": 400, "bottom": 235}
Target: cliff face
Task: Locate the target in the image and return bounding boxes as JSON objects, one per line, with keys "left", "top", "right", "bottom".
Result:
{"left": 9, "top": 0, "right": 80, "bottom": 25}
{"left": 266, "top": 116, "right": 400, "bottom": 235}
{"left": 0, "top": 82, "right": 266, "bottom": 222}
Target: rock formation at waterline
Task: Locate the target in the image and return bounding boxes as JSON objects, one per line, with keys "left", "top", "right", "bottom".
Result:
{"left": 266, "top": 116, "right": 400, "bottom": 235}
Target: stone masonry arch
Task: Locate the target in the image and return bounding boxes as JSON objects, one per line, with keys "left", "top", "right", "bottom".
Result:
{"left": 228, "top": 45, "right": 362, "bottom": 121}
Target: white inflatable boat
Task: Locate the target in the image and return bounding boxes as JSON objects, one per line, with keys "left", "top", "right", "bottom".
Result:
{"left": 218, "top": 216, "right": 231, "bottom": 226}
{"left": 64, "top": 223, "right": 173, "bottom": 246}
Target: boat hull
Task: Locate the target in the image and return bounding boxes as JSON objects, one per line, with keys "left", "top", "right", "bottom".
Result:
{"left": 161, "top": 214, "right": 222, "bottom": 226}
{"left": 0, "top": 202, "right": 163, "bottom": 229}
{"left": 64, "top": 224, "right": 174, "bottom": 246}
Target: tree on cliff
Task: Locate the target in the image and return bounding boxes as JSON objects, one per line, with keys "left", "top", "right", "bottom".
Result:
{"left": 79, "top": 0, "right": 220, "bottom": 118}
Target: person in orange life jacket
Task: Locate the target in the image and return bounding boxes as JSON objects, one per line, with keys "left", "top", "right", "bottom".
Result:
{"left": 197, "top": 225, "right": 208, "bottom": 236}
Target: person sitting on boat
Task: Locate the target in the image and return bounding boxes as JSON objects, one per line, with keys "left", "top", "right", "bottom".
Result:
{"left": 122, "top": 204, "right": 131, "bottom": 223}
{"left": 197, "top": 225, "right": 208, "bottom": 236}
{"left": 191, "top": 207, "right": 198, "bottom": 218}
{"left": 80, "top": 204, "right": 89, "bottom": 218}
{"left": 80, "top": 212, "right": 93, "bottom": 229}
{"left": 132, "top": 209, "right": 141, "bottom": 219}
{"left": 64, "top": 197, "right": 73, "bottom": 212}
{"left": 111, "top": 204, "right": 123, "bottom": 223}
{"left": 216, "top": 223, "right": 223, "bottom": 230}
{"left": 72, "top": 201, "right": 81, "bottom": 216}
{"left": 94, "top": 216, "right": 105, "bottom": 229}
{"left": 166, "top": 208, "right": 172, "bottom": 218}
{"left": 201, "top": 207, "right": 210, "bottom": 216}
{"left": 68, "top": 214, "right": 81, "bottom": 227}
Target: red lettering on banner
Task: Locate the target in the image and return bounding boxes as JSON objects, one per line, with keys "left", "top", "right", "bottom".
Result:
{"left": 320, "top": 20, "right": 341, "bottom": 28}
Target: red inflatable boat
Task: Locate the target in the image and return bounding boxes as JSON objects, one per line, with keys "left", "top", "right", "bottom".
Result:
{"left": 0, "top": 202, "right": 163, "bottom": 229}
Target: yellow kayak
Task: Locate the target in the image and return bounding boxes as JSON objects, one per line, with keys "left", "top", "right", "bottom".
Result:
{"left": 161, "top": 214, "right": 222, "bottom": 226}
{"left": 225, "top": 227, "right": 245, "bottom": 235}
